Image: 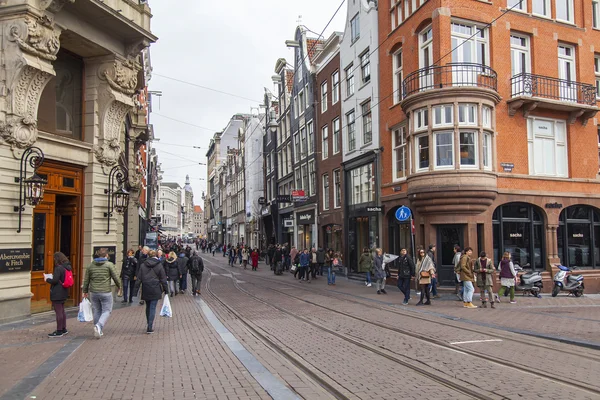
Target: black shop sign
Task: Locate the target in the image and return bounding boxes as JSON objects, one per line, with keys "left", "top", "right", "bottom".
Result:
{"left": 296, "top": 209, "right": 315, "bottom": 225}
{"left": 0, "top": 248, "right": 32, "bottom": 273}
{"left": 93, "top": 246, "right": 116, "bottom": 264}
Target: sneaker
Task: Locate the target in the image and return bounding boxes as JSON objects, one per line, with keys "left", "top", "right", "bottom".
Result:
{"left": 61, "top": 329, "right": 69, "bottom": 336}
{"left": 381, "top": 289, "right": 387, "bottom": 294}
{"left": 146, "top": 329, "right": 154, "bottom": 334}
{"left": 466, "top": 302, "right": 478, "bottom": 309}
{"left": 424, "top": 301, "right": 431, "bottom": 305}
{"left": 367, "top": 283, "right": 372, "bottom": 287}
{"left": 365, "top": 281, "right": 368, "bottom": 286}
{"left": 495, "top": 294, "right": 501, "bottom": 303}
{"left": 48, "top": 331, "right": 64, "bottom": 338}
{"left": 510, "top": 300, "right": 517, "bottom": 304}
{"left": 402, "top": 300, "right": 408, "bottom": 305}
{"left": 456, "top": 294, "right": 463, "bottom": 301}
{"left": 377, "top": 290, "right": 381, "bottom": 295}
{"left": 463, "top": 302, "right": 469, "bottom": 308}
{"left": 93, "top": 324, "right": 102, "bottom": 339}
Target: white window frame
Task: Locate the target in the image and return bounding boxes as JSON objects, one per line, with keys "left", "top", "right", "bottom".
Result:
{"left": 595, "top": 55, "right": 600, "bottom": 99}
{"left": 532, "top": 0, "right": 551, "bottom": 18}
{"left": 483, "top": 132, "right": 492, "bottom": 170}
{"left": 360, "top": 50, "right": 371, "bottom": 83}
{"left": 322, "top": 125, "right": 329, "bottom": 160}
{"left": 350, "top": 14, "right": 360, "bottom": 43}
{"left": 347, "top": 110, "right": 356, "bottom": 152}
{"left": 308, "top": 160, "right": 316, "bottom": 196}
{"left": 321, "top": 81, "right": 328, "bottom": 113}
{"left": 459, "top": 131, "right": 478, "bottom": 168}
{"left": 433, "top": 104, "right": 453, "bottom": 127}
{"left": 298, "top": 90, "right": 305, "bottom": 115}
{"left": 294, "top": 132, "right": 300, "bottom": 162}
{"left": 415, "top": 134, "right": 430, "bottom": 171}
{"left": 458, "top": 104, "right": 477, "bottom": 126}
{"left": 332, "top": 71, "right": 340, "bottom": 104}
{"left": 300, "top": 126, "right": 307, "bottom": 159}
{"left": 414, "top": 107, "right": 429, "bottom": 132}
{"left": 393, "top": 49, "right": 403, "bottom": 104}
{"left": 510, "top": 33, "right": 531, "bottom": 78}
{"left": 346, "top": 65, "right": 355, "bottom": 97}
{"left": 434, "top": 131, "right": 454, "bottom": 169}
{"left": 527, "top": 117, "right": 568, "bottom": 177}
{"left": 392, "top": 125, "right": 408, "bottom": 181}
{"left": 304, "top": 83, "right": 309, "bottom": 110}
{"left": 594, "top": 0, "right": 600, "bottom": 29}
{"left": 322, "top": 173, "right": 330, "bottom": 211}
{"left": 508, "top": 0, "right": 527, "bottom": 12}
{"left": 482, "top": 106, "right": 492, "bottom": 129}
{"left": 451, "top": 22, "right": 489, "bottom": 67}
{"left": 333, "top": 118, "right": 341, "bottom": 154}
{"left": 555, "top": 0, "right": 574, "bottom": 24}
{"left": 333, "top": 169, "right": 341, "bottom": 209}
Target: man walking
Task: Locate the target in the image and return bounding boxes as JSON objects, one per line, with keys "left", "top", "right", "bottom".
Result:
{"left": 187, "top": 251, "right": 204, "bottom": 296}
{"left": 82, "top": 248, "right": 122, "bottom": 339}
{"left": 396, "top": 248, "right": 415, "bottom": 305}
{"left": 177, "top": 251, "right": 189, "bottom": 294}
{"left": 316, "top": 247, "right": 326, "bottom": 276}
{"left": 459, "top": 247, "right": 477, "bottom": 308}
{"left": 453, "top": 245, "right": 463, "bottom": 301}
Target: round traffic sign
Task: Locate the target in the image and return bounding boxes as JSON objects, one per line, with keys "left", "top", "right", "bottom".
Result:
{"left": 395, "top": 206, "right": 411, "bottom": 222}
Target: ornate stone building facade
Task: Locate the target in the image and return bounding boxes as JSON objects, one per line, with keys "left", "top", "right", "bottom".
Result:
{"left": 0, "top": 0, "right": 156, "bottom": 320}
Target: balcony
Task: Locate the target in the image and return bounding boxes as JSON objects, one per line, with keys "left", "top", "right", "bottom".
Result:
{"left": 401, "top": 63, "right": 500, "bottom": 111}
{"left": 508, "top": 73, "right": 599, "bottom": 125}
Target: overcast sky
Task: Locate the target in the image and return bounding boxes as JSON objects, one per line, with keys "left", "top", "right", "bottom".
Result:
{"left": 148, "top": 0, "right": 347, "bottom": 205}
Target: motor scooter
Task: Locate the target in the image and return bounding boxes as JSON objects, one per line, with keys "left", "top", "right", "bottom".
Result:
{"left": 514, "top": 264, "right": 543, "bottom": 298}
{"left": 552, "top": 265, "right": 584, "bottom": 297}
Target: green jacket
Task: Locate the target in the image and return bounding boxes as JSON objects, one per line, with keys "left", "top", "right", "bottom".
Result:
{"left": 82, "top": 259, "right": 121, "bottom": 294}
{"left": 358, "top": 252, "right": 373, "bottom": 273}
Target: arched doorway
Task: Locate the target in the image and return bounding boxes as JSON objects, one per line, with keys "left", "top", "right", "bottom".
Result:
{"left": 558, "top": 205, "right": 600, "bottom": 268}
{"left": 492, "top": 203, "right": 545, "bottom": 270}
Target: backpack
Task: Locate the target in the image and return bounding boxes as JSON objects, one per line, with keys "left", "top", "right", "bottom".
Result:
{"left": 190, "top": 257, "right": 203, "bottom": 274}
{"left": 62, "top": 269, "right": 74, "bottom": 288}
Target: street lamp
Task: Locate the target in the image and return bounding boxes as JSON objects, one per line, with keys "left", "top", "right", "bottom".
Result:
{"left": 104, "top": 165, "right": 130, "bottom": 234}
{"left": 14, "top": 146, "right": 47, "bottom": 233}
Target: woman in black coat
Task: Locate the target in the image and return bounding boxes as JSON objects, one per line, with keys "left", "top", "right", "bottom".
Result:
{"left": 45, "top": 252, "right": 73, "bottom": 338}
{"left": 134, "top": 250, "right": 168, "bottom": 334}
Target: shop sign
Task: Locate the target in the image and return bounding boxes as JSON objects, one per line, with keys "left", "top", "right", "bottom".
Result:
{"left": 93, "top": 246, "right": 116, "bottom": 264}
{"left": 366, "top": 206, "right": 383, "bottom": 213}
{"left": 292, "top": 190, "right": 308, "bottom": 202}
{"left": 283, "top": 219, "right": 294, "bottom": 227}
{"left": 0, "top": 248, "right": 32, "bottom": 273}
{"left": 572, "top": 233, "right": 584, "bottom": 238}
{"left": 392, "top": 186, "right": 402, "bottom": 192}
{"left": 545, "top": 202, "right": 563, "bottom": 209}
{"left": 275, "top": 195, "right": 292, "bottom": 203}
{"left": 509, "top": 233, "right": 523, "bottom": 238}
{"left": 395, "top": 206, "right": 411, "bottom": 222}
{"left": 500, "top": 163, "right": 514, "bottom": 172}
{"left": 212, "top": 225, "right": 219, "bottom": 231}
{"left": 258, "top": 197, "right": 266, "bottom": 205}
{"left": 261, "top": 207, "right": 270, "bottom": 216}
{"left": 296, "top": 209, "right": 315, "bottom": 225}
{"left": 145, "top": 233, "right": 158, "bottom": 249}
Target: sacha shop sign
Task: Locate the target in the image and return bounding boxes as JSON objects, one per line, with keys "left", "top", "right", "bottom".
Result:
{"left": 296, "top": 209, "right": 315, "bottom": 225}
{"left": 0, "top": 248, "right": 32, "bottom": 273}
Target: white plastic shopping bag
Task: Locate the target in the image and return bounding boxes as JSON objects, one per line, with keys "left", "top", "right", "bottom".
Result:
{"left": 78, "top": 298, "right": 93, "bottom": 322}
{"left": 160, "top": 294, "right": 172, "bottom": 318}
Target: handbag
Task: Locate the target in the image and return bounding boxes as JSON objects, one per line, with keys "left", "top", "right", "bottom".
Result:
{"left": 420, "top": 270, "right": 430, "bottom": 278}
{"left": 290, "top": 264, "right": 297, "bottom": 272}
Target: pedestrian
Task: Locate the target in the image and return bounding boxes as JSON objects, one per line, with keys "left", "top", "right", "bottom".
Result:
{"left": 133, "top": 250, "right": 168, "bottom": 334}
{"left": 177, "top": 252, "right": 189, "bottom": 294}
{"left": 453, "top": 245, "right": 463, "bottom": 301}
{"left": 416, "top": 249, "right": 435, "bottom": 305}
{"left": 373, "top": 248, "right": 386, "bottom": 294}
{"left": 251, "top": 248, "right": 259, "bottom": 271}
{"left": 427, "top": 244, "right": 440, "bottom": 298}
{"left": 242, "top": 246, "right": 249, "bottom": 269}
{"left": 497, "top": 252, "right": 517, "bottom": 304}
{"left": 136, "top": 246, "right": 149, "bottom": 305}
{"left": 82, "top": 248, "right": 122, "bottom": 339}
{"left": 187, "top": 250, "right": 204, "bottom": 296}
{"left": 238, "top": 246, "right": 243, "bottom": 265}
{"left": 290, "top": 246, "right": 298, "bottom": 270}
{"left": 459, "top": 247, "right": 477, "bottom": 308}
{"left": 120, "top": 249, "right": 137, "bottom": 304}
{"left": 474, "top": 251, "right": 495, "bottom": 308}
{"left": 274, "top": 245, "right": 283, "bottom": 273}
{"left": 223, "top": 243, "right": 227, "bottom": 257}
{"left": 163, "top": 252, "right": 179, "bottom": 296}
{"left": 45, "top": 252, "right": 73, "bottom": 337}
{"left": 299, "top": 249, "right": 310, "bottom": 282}
{"left": 359, "top": 247, "right": 373, "bottom": 287}
{"left": 267, "top": 245, "right": 275, "bottom": 269}
{"left": 328, "top": 253, "right": 339, "bottom": 286}
{"left": 310, "top": 248, "right": 318, "bottom": 279}
{"left": 316, "top": 247, "right": 326, "bottom": 276}
{"left": 396, "top": 248, "right": 416, "bottom": 305}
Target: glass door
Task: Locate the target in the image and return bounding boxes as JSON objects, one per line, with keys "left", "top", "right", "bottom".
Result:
{"left": 558, "top": 45, "right": 576, "bottom": 102}
{"left": 437, "top": 225, "right": 464, "bottom": 286}
{"left": 419, "top": 27, "right": 433, "bottom": 90}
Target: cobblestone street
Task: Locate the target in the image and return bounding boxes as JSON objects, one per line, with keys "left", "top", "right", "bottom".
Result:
{"left": 2, "top": 254, "right": 600, "bottom": 400}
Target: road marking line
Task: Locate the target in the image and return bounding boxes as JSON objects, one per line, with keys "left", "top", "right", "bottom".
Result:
{"left": 450, "top": 339, "right": 503, "bottom": 345}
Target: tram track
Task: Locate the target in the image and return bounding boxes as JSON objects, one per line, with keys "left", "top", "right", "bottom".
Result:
{"left": 204, "top": 258, "right": 600, "bottom": 398}
{"left": 204, "top": 266, "right": 494, "bottom": 400}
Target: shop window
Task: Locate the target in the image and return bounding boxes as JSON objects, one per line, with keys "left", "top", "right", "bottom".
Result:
{"left": 558, "top": 206, "right": 600, "bottom": 269}
{"left": 414, "top": 108, "right": 429, "bottom": 132}
{"left": 493, "top": 203, "right": 545, "bottom": 270}
{"left": 37, "top": 50, "right": 83, "bottom": 140}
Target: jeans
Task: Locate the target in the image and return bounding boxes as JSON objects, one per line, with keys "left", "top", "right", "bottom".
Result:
{"left": 53, "top": 301, "right": 66, "bottom": 331}
{"left": 397, "top": 277, "right": 411, "bottom": 302}
{"left": 365, "top": 271, "right": 372, "bottom": 284}
{"left": 191, "top": 273, "right": 202, "bottom": 293}
{"left": 90, "top": 292, "right": 113, "bottom": 329}
{"left": 145, "top": 299, "right": 159, "bottom": 330}
{"left": 377, "top": 278, "right": 386, "bottom": 291}
{"left": 168, "top": 280, "right": 178, "bottom": 295}
{"left": 327, "top": 267, "right": 336, "bottom": 284}
{"left": 122, "top": 276, "right": 135, "bottom": 302}
{"left": 318, "top": 263, "right": 324, "bottom": 276}
{"left": 179, "top": 272, "right": 188, "bottom": 291}
{"left": 463, "top": 281, "right": 475, "bottom": 303}
{"left": 430, "top": 277, "right": 438, "bottom": 296}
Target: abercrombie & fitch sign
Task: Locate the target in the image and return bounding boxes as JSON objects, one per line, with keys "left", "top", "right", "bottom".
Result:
{"left": 296, "top": 209, "right": 315, "bottom": 225}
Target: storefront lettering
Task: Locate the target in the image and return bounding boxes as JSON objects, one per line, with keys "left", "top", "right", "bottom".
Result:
{"left": 0, "top": 248, "right": 32, "bottom": 273}
{"left": 572, "top": 233, "right": 584, "bottom": 238}
{"left": 509, "top": 233, "right": 523, "bottom": 238}
{"left": 296, "top": 210, "right": 315, "bottom": 225}
{"left": 500, "top": 163, "right": 514, "bottom": 173}
{"left": 545, "top": 202, "right": 563, "bottom": 209}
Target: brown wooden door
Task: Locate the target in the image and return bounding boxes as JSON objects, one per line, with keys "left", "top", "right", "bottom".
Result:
{"left": 31, "top": 194, "right": 56, "bottom": 313}
{"left": 55, "top": 195, "right": 80, "bottom": 307}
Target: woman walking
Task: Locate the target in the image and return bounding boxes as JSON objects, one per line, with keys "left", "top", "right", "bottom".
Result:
{"left": 45, "top": 252, "right": 73, "bottom": 337}
{"left": 358, "top": 248, "right": 373, "bottom": 287}
{"left": 416, "top": 249, "right": 435, "bottom": 305}
{"left": 251, "top": 248, "right": 259, "bottom": 271}
{"left": 163, "top": 252, "right": 179, "bottom": 296}
{"left": 497, "top": 252, "right": 517, "bottom": 304}
{"left": 373, "top": 248, "right": 386, "bottom": 295}
{"left": 242, "top": 246, "right": 249, "bottom": 269}
{"left": 134, "top": 250, "right": 168, "bottom": 334}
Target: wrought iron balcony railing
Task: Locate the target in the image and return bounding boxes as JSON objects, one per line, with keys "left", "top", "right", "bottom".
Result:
{"left": 402, "top": 63, "right": 498, "bottom": 100}
{"left": 511, "top": 73, "right": 597, "bottom": 106}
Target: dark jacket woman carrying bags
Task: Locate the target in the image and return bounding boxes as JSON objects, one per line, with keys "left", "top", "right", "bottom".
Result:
{"left": 134, "top": 250, "right": 168, "bottom": 334}
{"left": 46, "top": 252, "right": 73, "bottom": 338}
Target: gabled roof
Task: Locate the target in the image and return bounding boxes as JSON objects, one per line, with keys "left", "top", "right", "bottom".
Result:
{"left": 285, "top": 69, "right": 294, "bottom": 93}
{"left": 306, "top": 38, "right": 324, "bottom": 63}
{"left": 194, "top": 205, "right": 203, "bottom": 213}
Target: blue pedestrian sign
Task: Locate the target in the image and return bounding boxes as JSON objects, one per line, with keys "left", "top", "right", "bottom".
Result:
{"left": 395, "top": 206, "right": 411, "bottom": 222}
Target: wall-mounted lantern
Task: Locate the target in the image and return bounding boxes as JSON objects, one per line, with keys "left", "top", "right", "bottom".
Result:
{"left": 104, "top": 165, "right": 129, "bottom": 234}
{"left": 14, "top": 146, "right": 47, "bottom": 233}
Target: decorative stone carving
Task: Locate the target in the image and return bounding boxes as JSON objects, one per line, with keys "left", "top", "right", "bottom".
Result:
{"left": 40, "top": 0, "right": 76, "bottom": 13}
{"left": 9, "top": 15, "right": 61, "bottom": 61}
{"left": 125, "top": 39, "right": 150, "bottom": 58}
{"left": 93, "top": 137, "right": 122, "bottom": 167}
{"left": 98, "top": 60, "right": 139, "bottom": 96}
{"left": 0, "top": 115, "right": 38, "bottom": 149}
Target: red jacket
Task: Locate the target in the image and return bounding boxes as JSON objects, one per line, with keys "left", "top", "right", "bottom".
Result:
{"left": 251, "top": 251, "right": 259, "bottom": 266}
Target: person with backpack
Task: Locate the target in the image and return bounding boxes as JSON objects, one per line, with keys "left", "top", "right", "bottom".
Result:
{"left": 133, "top": 250, "right": 168, "bottom": 334}
{"left": 82, "top": 248, "right": 122, "bottom": 339}
{"left": 177, "top": 252, "right": 189, "bottom": 294}
{"left": 187, "top": 251, "right": 204, "bottom": 296}
{"left": 45, "top": 252, "right": 73, "bottom": 337}
{"left": 396, "top": 248, "right": 416, "bottom": 305}
{"left": 120, "top": 249, "right": 138, "bottom": 304}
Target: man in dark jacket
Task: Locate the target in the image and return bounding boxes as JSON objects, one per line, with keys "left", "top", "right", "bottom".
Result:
{"left": 136, "top": 246, "right": 149, "bottom": 306}
{"left": 396, "top": 248, "right": 416, "bottom": 305}
{"left": 177, "top": 252, "right": 189, "bottom": 294}
{"left": 316, "top": 247, "right": 326, "bottom": 276}
{"left": 187, "top": 251, "right": 204, "bottom": 296}
{"left": 121, "top": 249, "right": 138, "bottom": 304}
{"left": 273, "top": 245, "right": 283, "bottom": 273}
{"left": 267, "top": 245, "right": 276, "bottom": 270}
{"left": 134, "top": 250, "right": 168, "bottom": 334}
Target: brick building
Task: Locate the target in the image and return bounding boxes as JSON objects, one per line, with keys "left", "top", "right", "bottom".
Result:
{"left": 315, "top": 32, "right": 345, "bottom": 253}
{"left": 378, "top": 0, "right": 600, "bottom": 290}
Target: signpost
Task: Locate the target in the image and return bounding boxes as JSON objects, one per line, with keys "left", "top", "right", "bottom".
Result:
{"left": 395, "top": 206, "right": 411, "bottom": 222}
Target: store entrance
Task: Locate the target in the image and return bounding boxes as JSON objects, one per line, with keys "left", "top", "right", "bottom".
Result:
{"left": 437, "top": 225, "right": 464, "bottom": 286}
{"left": 30, "top": 163, "right": 82, "bottom": 313}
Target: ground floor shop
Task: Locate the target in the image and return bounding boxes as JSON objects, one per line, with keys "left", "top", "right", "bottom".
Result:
{"left": 277, "top": 210, "right": 294, "bottom": 246}
{"left": 295, "top": 206, "right": 317, "bottom": 251}
{"left": 382, "top": 193, "right": 600, "bottom": 291}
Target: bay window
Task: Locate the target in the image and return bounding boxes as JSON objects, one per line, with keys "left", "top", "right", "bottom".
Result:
{"left": 483, "top": 132, "right": 492, "bottom": 169}
{"left": 459, "top": 131, "right": 477, "bottom": 167}
{"left": 416, "top": 135, "right": 430, "bottom": 171}
{"left": 435, "top": 132, "right": 454, "bottom": 168}
{"left": 433, "top": 104, "right": 453, "bottom": 127}
{"left": 414, "top": 107, "right": 429, "bottom": 132}
{"left": 458, "top": 104, "right": 477, "bottom": 125}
